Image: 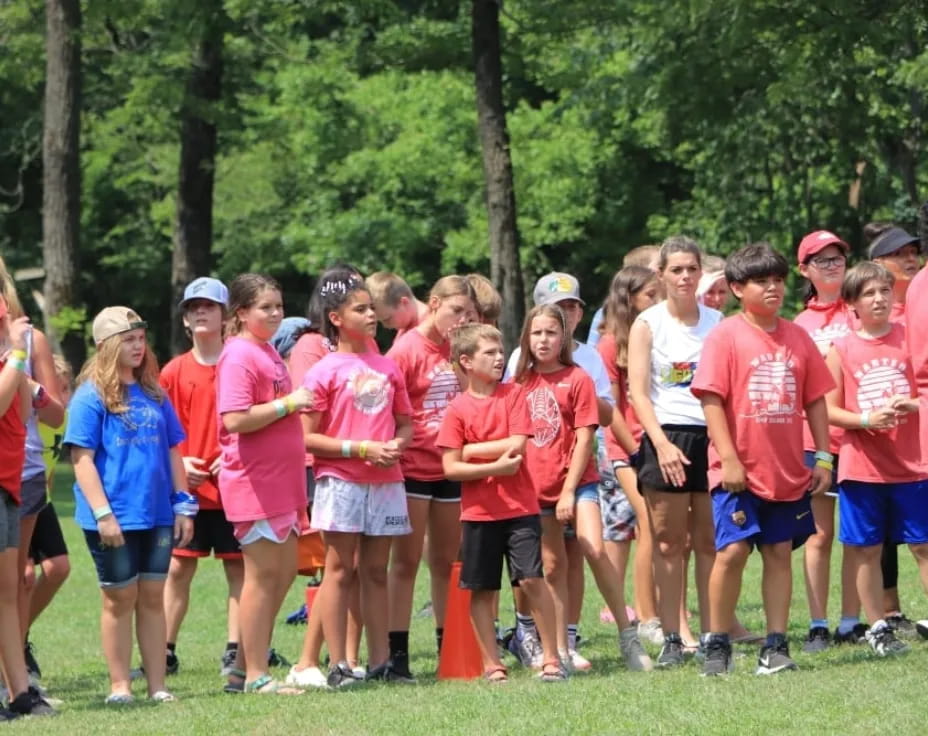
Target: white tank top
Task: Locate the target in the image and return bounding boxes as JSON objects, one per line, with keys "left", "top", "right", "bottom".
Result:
{"left": 636, "top": 302, "right": 721, "bottom": 426}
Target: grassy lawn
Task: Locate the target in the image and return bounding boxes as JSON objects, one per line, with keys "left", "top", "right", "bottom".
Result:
{"left": 13, "top": 465, "right": 928, "bottom": 735}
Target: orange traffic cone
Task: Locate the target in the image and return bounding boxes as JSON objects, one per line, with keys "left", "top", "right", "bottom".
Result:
{"left": 437, "top": 561, "right": 483, "bottom": 680}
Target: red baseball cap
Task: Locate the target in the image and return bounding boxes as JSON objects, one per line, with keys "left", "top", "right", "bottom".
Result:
{"left": 797, "top": 230, "right": 849, "bottom": 264}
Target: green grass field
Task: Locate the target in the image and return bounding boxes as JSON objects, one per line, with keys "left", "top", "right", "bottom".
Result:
{"left": 13, "top": 465, "right": 928, "bottom": 735}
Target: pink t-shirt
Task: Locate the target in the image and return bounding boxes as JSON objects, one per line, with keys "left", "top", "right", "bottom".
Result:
{"left": 794, "top": 298, "right": 854, "bottom": 454}
{"left": 437, "top": 383, "right": 540, "bottom": 522}
{"left": 288, "top": 332, "right": 335, "bottom": 467}
{"left": 597, "top": 333, "right": 643, "bottom": 462}
{"left": 520, "top": 366, "right": 600, "bottom": 506}
{"left": 386, "top": 329, "right": 462, "bottom": 481}
{"left": 303, "top": 351, "right": 413, "bottom": 484}
{"left": 216, "top": 337, "right": 307, "bottom": 522}
{"left": 832, "top": 325, "right": 926, "bottom": 483}
{"left": 907, "top": 266, "right": 928, "bottom": 459}
{"left": 691, "top": 315, "right": 835, "bottom": 502}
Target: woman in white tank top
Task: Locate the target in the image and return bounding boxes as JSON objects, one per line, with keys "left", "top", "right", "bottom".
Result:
{"left": 627, "top": 236, "right": 721, "bottom": 667}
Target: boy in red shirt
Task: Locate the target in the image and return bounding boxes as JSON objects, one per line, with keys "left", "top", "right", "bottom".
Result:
{"left": 691, "top": 243, "right": 834, "bottom": 676}
{"left": 160, "top": 277, "right": 243, "bottom": 676}
{"left": 436, "top": 323, "right": 565, "bottom": 682}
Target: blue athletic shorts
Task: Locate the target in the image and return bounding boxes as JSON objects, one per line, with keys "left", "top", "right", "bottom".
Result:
{"left": 838, "top": 479, "right": 928, "bottom": 547}
{"left": 711, "top": 488, "right": 815, "bottom": 551}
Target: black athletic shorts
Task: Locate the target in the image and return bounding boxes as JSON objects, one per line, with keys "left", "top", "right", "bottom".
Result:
{"left": 172, "top": 509, "right": 242, "bottom": 559}
{"left": 636, "top": 425, "right": 709, "bottom": 493}
{"left": 460, "top": 515, "right": 543, "bottom": 591}
{"left": 404, "top": 478, "right": 462, "bottom": 503}
{"left": 29, "top": 502, "right": 68, "bottom": 562}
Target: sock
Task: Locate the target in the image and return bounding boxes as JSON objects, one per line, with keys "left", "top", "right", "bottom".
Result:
{"left": 567, "top": 624, "right": 579, "bottom": 649}
{"left": 435, "top": 627, "right": 444, "bottom": 653}
{"left": 871, "top": 618, "right": 888, "bottom": 633}
{"left": 226, "top": 641, "right": 238, "bottom": 652}
{"left": 765, "top": 632, "right": 786, "bottom": 648}
{"left": 516, "top": 613, "right": 535, "bottom": 638}
{"left": 167, "top": 642, "right": 176, "bottom": 653}
{"left": 810, "top": 618, "right": 828, "bottom": 631}
{"left": 389, "top": 630, "right": 409, "bottom": 659}
{"left": 837, "top": 616, "right": 860, "bottom": 635}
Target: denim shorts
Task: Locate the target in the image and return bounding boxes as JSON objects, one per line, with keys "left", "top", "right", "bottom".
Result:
{"left": 84, "top": 526, "right": 173, "bottom": 589}
{"left": 540, "top": 482, "right": 600, "bottom": 516}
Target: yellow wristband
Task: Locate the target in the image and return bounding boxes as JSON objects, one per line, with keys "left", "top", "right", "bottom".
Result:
{"left": 10, "top": 349, "right": 27, "bottom": 361}
{"left": 359, "top": 441, "right": 369, "bottom": 460}
{"left": 815, "top": 459, "right": 834, "bottom": 471}
{"left": 285, "top": 394, "right": 297, "bottom": 414}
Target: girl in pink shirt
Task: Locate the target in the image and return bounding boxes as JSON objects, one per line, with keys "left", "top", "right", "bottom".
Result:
{"left": 385, "top": 275, "right": 475, "bottom": 680}
{"left": 514, "top": 304, "right": 653, "bottom": 672}
{"left": 793, "top": 230, "right": 860, "bottom": 650}
{"left": 302, "top": 276, "right": 413, "bottom": 687}
{"left": 217, "top": 274, "right": 313, "bottom": 694}
{"left": 824, "top": 261, "right": 928, "bottom": 657}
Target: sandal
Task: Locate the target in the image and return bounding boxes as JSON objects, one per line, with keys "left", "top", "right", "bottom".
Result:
{"left": 244, "top": 674, "right": 304, "bottom": 695}
{"left": 224, "top": 668, "right": 245, "bottom": 694}
{"left": 483, "top": 665, "right": 508, "bottom": 684}
{"left": 539, "top": 659, "right": 568, "bottom": 682}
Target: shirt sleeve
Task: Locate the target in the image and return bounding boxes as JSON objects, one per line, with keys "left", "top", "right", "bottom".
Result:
{"left": 289, "top": 334, "right": 327, "bottom": 386}
{"left": 690, "top": 326, "right": 731, "bottom": 400}
{"left": 507, "top": 385, "right": 533, "bottom": 437}
{"left": 62, "top": 385, "right": 104, "bottom": 450}
{"left": 217, "top": 347, "right": 259, "bottom": 414}
{"left": 585, "top": 349, "right": 614, "bottom": 405}
{"left": 390, "top": 363, "right": 414, "bottom": 416}
{"left": 436, "top": 402, "right": 464, "bottom": 449}
{"left": 161, "top": 396, "right": 187, "bottom": 447}
{"left": 572, "top": 373, "right": 600, "bottom": 429}
{"left": 304, "top": 361, "right": 332, "bottom": 414}
{"left": 597, "top": 334, "right": 621, "bottom": 384}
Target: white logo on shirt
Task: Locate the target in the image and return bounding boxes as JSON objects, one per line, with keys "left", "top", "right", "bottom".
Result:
{"left": 854, "top": 358, "right": 911, "bottom": 420}
{"left": 527, "top": 386, "right": 561, "bottom": 447}
{"left": 810, "top": 323, "right": 851, "bottom": 356}
{"left": 421, "top": 361, "right": 460, "bottom": 429}
{"left": 348, "top": 367, "right": 391, "bottom": 415}
{"left": 116, "top": 398, "right": 162, "bottom": 446}
{"left": 744, "top": 352, "right": 798, "bottom": 423}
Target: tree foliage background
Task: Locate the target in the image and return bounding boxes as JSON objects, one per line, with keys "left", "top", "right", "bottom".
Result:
{"left": 3, "top": 0, "right": 928, "bottom": 358}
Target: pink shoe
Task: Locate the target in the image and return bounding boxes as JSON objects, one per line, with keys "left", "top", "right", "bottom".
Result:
{"left": 600, "top": 607, "right": 615, "bottom": 623}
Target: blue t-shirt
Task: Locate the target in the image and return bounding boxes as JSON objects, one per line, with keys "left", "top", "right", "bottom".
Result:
{"left": 64, "top": 382, "right": 185, "bottom": 531}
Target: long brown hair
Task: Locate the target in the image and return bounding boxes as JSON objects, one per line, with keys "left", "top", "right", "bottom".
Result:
{"left": 600, "top": 266, "right": 657, "bottom": 369}
{"left": 226, "top": 273, "right": 282, "bottom": 337}
{"left": 513, "top": 304, "right": 575, "bottom": 383}
{"left": 77, "top": 332, "right": 163, "bottom": 413}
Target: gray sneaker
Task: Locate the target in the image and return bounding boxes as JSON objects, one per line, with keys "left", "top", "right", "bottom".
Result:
{"left": 619, "top": 627, "right": 653, "bottom": 672}
{"left": 756, "top": 636, "right": 798, "bottom": 675}
{"left": 507, "top": 626, "right": 543, "bottom": 669}
{"left": 656, "top": 633, "right": 685, "bottom": 668}
{"left": 866, "top": 624, "right": 910, "bottom": 657}
{"left": 886, "top": 614, "right": 917, "bottom": 640}
{"left": 700, "top": 634, "right": 734, "bottom": 677}
{"left": 801, "top": 626, "right": 831, "bottom": 654}
{"left": 637, "top": 617, "right": 665, "bottom": 646}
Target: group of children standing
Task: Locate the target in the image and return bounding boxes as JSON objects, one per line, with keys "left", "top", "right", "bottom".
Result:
{"left": 1, "top": 223, "right": 928, "bottom": 712}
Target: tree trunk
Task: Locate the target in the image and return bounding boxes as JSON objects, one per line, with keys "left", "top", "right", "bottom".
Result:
{"left": 472, "top": 0, "right": 525, "bottom": 351}
{"left": 170, "top": 10, "right": 224, "bottom": 355}
{"left": 42, "top": 0, "right": 83, "bottom": 370}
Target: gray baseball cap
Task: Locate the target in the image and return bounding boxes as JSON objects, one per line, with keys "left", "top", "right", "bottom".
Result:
{"left": 532, "top": 272, "right": 585, "bottom": 307}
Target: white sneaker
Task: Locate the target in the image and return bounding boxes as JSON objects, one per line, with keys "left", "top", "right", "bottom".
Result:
{"left": 619, "top": 626, "right": 654, "bottom": 672}
{"left": 637, "top": 618, "right": 664, "bottom": 646}
{"left": 286, "top": 665, "right": 329, "bottom": 688}
{"left": 150, "top": 690, "right": 176, "bottom": 703}
{"left": 351, "top": 665, "right": 366, "bottom": 679}
{"left": 562, "top": 648, "right": 591, "bottom": 672}
{"left": 916, "top": 620, "right": 928, "bottom": 640}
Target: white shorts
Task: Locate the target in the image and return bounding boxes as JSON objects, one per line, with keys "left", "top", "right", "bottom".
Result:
{"left": 312, "top": 477, "right": 412, "bottom": 536}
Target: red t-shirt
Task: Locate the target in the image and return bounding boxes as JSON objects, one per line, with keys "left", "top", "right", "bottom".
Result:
{"left": 387, "top": 329, "right": 461, "bottom": 481}
{"left": 907, "top": 266, "right": 928, "bottom": 460}
{"left": 436, "top": 383, "right": 540, "bottom": 522}
{"left": 832, "top": 325, "right": 926, "bottom": 483}
{"left": 0, "top": 360, "right": 25, "bottom": 500}
{"left": 520, "top": 366, "right": 600, "bottom": 506}
{"left": 691, "top": 315, "right": 835, "bottom": 502}
{"left": 597, "top": 333, "right": 643, "bottom": 462}
{"left": 794, "top": 299, "right": 854, "bottom": 454}
{"left": 160, "top": 352, "right": 221, "bottom": 509}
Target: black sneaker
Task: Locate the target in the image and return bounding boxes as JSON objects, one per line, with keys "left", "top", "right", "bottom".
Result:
{"left": 886, "top": 614, "right": 917, "bottom": 640}
{"left": 833, "top": 622, "right": 868, "bottom": 644}
{"left": 700, "top": 634, "right": 733, "bottom": 677}
{"left": 9, "top": 686, "right": 56, "bottom": 717}
{"left": 866, "top": 624, "right": 910, "bottom": 657}
{"left": 801, "top": 626, "right": 830, "bottom": 654}
{"left": 326, "top": 662, "right": 362, "bottom": 689}
{"left": 756, "top": 637, "right": 798, "bottom": 675}
{"left": 24, "top": 641, "right": 41, "bottom": 680}
{"left": 267, "top": 648, "right": 291, "bottom": 668}
{"left": 0, "top": 708, "right": 18, "bottom": 722}
{"left": 385, "top": 659, "right": 417, "bottom": 684}
{"left": 166, "top": 650, "right": 179, "bottom": 676}
{"left": 220, "top": 648, "right": 237, "bottom": 676}
{"left": 656, "top": 633, "right": 685, "bottom": 669}
{"left": 365, "top": 662, "right": 389, "bottom": 681}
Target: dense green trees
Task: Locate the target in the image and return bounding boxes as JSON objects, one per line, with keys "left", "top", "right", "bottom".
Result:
{"left": 2, "top": 0, "right": 927, "bottom": 358}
